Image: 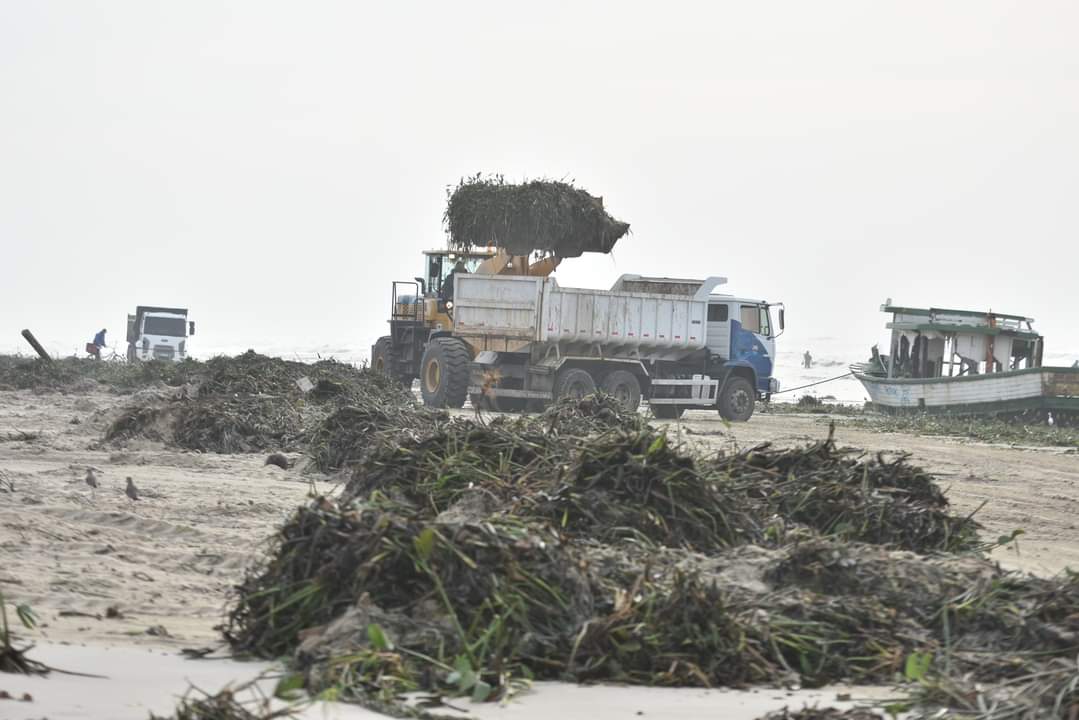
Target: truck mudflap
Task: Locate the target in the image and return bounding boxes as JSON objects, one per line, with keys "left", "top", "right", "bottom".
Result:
{"left": 649, "top": 375, "right": 719, "bottom": 407}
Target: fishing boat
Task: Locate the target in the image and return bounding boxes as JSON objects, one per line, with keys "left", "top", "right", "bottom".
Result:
{"left": 852, "top": 301, "right": 1079, "bottom": 416}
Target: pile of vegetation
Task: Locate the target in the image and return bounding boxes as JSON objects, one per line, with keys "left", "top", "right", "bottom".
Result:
{"left": 444, "top": 175, "right": 630, "bottom": 258}
{"left": 0, "top": 355, "right": 199, "bottom": 392}
{"left": 219, "top": 387, "right": 1079, "bottom": 717}
{"left": 844, "top": 411, "right": 1079, "bottom": 448}
{"left": 105, "top": 351, "right": 416, "bottom": 456}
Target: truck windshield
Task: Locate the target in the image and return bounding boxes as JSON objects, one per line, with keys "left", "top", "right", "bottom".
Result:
{"left": 143, "top": 316, "right": 187, "bottom": 337}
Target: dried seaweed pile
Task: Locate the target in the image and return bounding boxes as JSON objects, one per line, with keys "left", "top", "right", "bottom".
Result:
{"left": 340, "top": 422, "right": 976, "bottom": 555}
{"left": 227, "top": 497, "right": 1079, "bottom": 705}
{"left": 444, "top": 175, "right": 630, "bottom": 258}
{"left": 209, "top": 391, "right": 1079, "bottom": 716}
{"left": 306, "top": 401, "right": 443, "bottom": 473}
{"left": 0, "top": 355, "right": 199, "bottom": 392}
{"left": 105, "top": 352, "right": 420, "bottom": 456}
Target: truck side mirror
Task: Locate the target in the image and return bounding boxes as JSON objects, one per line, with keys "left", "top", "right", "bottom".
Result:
{"left": 778, "top": 308, "right": 785, "bottom": 330}
{"left": 189, "top": 321, "right": 196, "bottom": 336}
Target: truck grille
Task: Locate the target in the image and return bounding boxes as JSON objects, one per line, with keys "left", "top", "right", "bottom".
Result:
{"left": 152, "top": 346, "right": 176, "bottom": 361}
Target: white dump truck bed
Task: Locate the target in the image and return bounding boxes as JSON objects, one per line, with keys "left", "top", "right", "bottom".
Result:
{"left": 454, "top": 274, "right": 726, "bottom": 356}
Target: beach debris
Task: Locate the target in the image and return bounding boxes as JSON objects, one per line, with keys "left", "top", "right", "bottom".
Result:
{"left": 125, "top": 477, "right": 140, "bottom": 502}
{"left": 444, "top": 175, "right": 630, "bottom": 258}
{"left": 150, "top": 679, "right": 296, "bottom": 720}
{"left": 19, "top": 329, "right": 51, "bottom": 361}
{"left": 103, "top": 352, "right": 415, "bottom": 456}
{"left": 0, "top": 591, "right": 47, "bottom": 676}
{"left": 0, "top": 690, "right": 35, "bottom": 702}
{"left": 758, "top": 710, "right": 883, "bottom": 720}
{"left": 264, "top": 453, "right": 289, "bottom": 470}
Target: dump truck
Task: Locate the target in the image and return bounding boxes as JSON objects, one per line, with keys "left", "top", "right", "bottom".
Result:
{"left": 373, "top": 250, "right": 783, "bottom": 420}
{"left": 126, "top": 306, "right": 195, "bottom": 362}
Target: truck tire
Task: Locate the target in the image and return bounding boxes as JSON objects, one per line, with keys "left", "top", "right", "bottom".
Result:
{"left": 601, "top": 370, "right": 641, "bottom": 412}
{"left": 554, "top": 368, "right": 596, "bottom": 400}
{"left": 650, "top": 404, "right": 685, "bottom": 420}
{"left": 718, "top": 376, "right": 755, "bottom": 422}
{"left": 420, "top": 337, "right": 470, "bottom": 408}
{"left": 372, "top": 336, "right": 412, "bottom": 388}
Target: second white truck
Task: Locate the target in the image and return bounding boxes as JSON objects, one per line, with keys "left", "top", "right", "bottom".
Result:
{"left": 126, "top": 306, "right": 195, "bottom": 363}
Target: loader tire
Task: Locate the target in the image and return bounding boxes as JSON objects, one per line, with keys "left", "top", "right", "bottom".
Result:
{"left": 371, "top": 336, "right": 410, "bottom": 387}
{"left": 554, "top": 368, "right": 596, "bottom": 400}
{"left": 649, "top": 404, "right": 685, "bottom": 420}
{"left": 718, "top": 376, "right": 755, "bottom": 422}
{"left": 420, "top": 337, "right": 470, "bottom": 408}
{"left": 601, "top": 370, "right": 642, "bottom": 412}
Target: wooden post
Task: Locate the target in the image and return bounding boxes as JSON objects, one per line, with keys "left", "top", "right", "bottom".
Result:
{"left": 20, "top": 329, "right": 51, "bottom": 361}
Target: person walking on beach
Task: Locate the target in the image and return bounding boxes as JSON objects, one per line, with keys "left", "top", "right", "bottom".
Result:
{"left": 803, "top": 350, "right": 813, "bottom": 369}
{"left": 87, "top": 328, "right": 107, "bottom": 360}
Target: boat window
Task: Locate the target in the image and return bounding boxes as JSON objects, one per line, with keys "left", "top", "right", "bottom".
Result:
{"left": 740, "top": 305, "right": 761, "bottom": 333}
{"left": 707, "top": 304, "right": 728, "bottom": 322}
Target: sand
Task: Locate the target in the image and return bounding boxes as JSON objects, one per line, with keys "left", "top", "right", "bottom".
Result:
{"left": 1, "top": 385, "right": 1075, "bottom": 718}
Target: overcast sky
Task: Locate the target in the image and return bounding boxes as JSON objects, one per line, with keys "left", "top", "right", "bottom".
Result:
{"left": 2, "top": 1, "right": 1077, "bottom": 363}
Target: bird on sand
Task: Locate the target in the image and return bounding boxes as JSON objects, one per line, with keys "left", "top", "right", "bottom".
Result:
{"left": 125, "top": 476, "right": 140, "bottom": 502}
{"left": 84, "top": 468, "right": 99, "bottom": 490}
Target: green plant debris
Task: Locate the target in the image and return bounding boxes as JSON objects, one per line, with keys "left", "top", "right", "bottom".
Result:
{"left": 843, "top": 412, "right": 1079, "bottom": 448}
{"left": 444, "top": 175, "right": 629, "bottom": 258}
{"left": 1, "top": 589, "right": 47, "bottom": 676}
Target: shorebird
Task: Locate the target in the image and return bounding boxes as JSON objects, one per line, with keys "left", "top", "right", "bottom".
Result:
{"left": 85, "top": 468, "right": 99, "bottom": 497}
{"left": 125, "top": 476, "right": 140, "bottom": 502}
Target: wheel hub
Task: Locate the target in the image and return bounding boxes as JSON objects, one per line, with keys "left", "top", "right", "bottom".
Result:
{"left": 425, "top": 359, "right": 441, "bottom": 392}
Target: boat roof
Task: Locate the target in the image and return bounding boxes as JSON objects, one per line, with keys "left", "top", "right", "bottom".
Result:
{"left": 882, "top": 303, "right": 1040, "bottom": 340}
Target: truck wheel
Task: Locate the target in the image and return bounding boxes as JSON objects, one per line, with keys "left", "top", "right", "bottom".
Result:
{"left": 719, "top": 376, "right": 755, "bottom": 422}
{"left": 650, "top": 404, "right": 685, "bottom": 420}
{"left": 420, "top": 337, "right": 470, "bottom": 408}
{"left": 554, "top": 368, "right": 596, "bottom": 400}
{"left": 372, "top": 336, "right": 410, "bottom": 387}
{"left": 601, "top": 370, "right": 641, "bottom": 412}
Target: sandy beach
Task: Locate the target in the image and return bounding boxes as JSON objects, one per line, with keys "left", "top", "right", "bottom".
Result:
{"left": 1, "top": 384, "right": 1075, "bottom": 718}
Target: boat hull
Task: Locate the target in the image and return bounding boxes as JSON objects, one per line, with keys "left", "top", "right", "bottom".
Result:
{"left": 853, "top": 366, "right": 1079, "bottom": 414}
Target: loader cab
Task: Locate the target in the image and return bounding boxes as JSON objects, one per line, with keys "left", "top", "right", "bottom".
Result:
{"left": 422, "top": 249, "right": 496, "bottom": 299}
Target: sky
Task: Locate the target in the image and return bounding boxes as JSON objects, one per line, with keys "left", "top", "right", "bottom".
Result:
{"left": 2, "top": 1, "right": 1077, "bottom": 363}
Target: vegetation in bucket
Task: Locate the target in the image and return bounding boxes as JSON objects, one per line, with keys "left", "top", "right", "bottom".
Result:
{"left": 444, "top": 175, "right": 630, "bottom": 258}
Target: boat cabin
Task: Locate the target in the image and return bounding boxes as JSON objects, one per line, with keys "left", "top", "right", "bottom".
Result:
{"left": 871, "top": 302, "right": 1044, "bottom": 379}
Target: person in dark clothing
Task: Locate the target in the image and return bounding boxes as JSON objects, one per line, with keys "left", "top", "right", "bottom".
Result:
{"left": 88, "top": 329, "right": 107, "bottom": 360}
{"left": 442, "top": 261, "right": 468, "bottom": 303}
